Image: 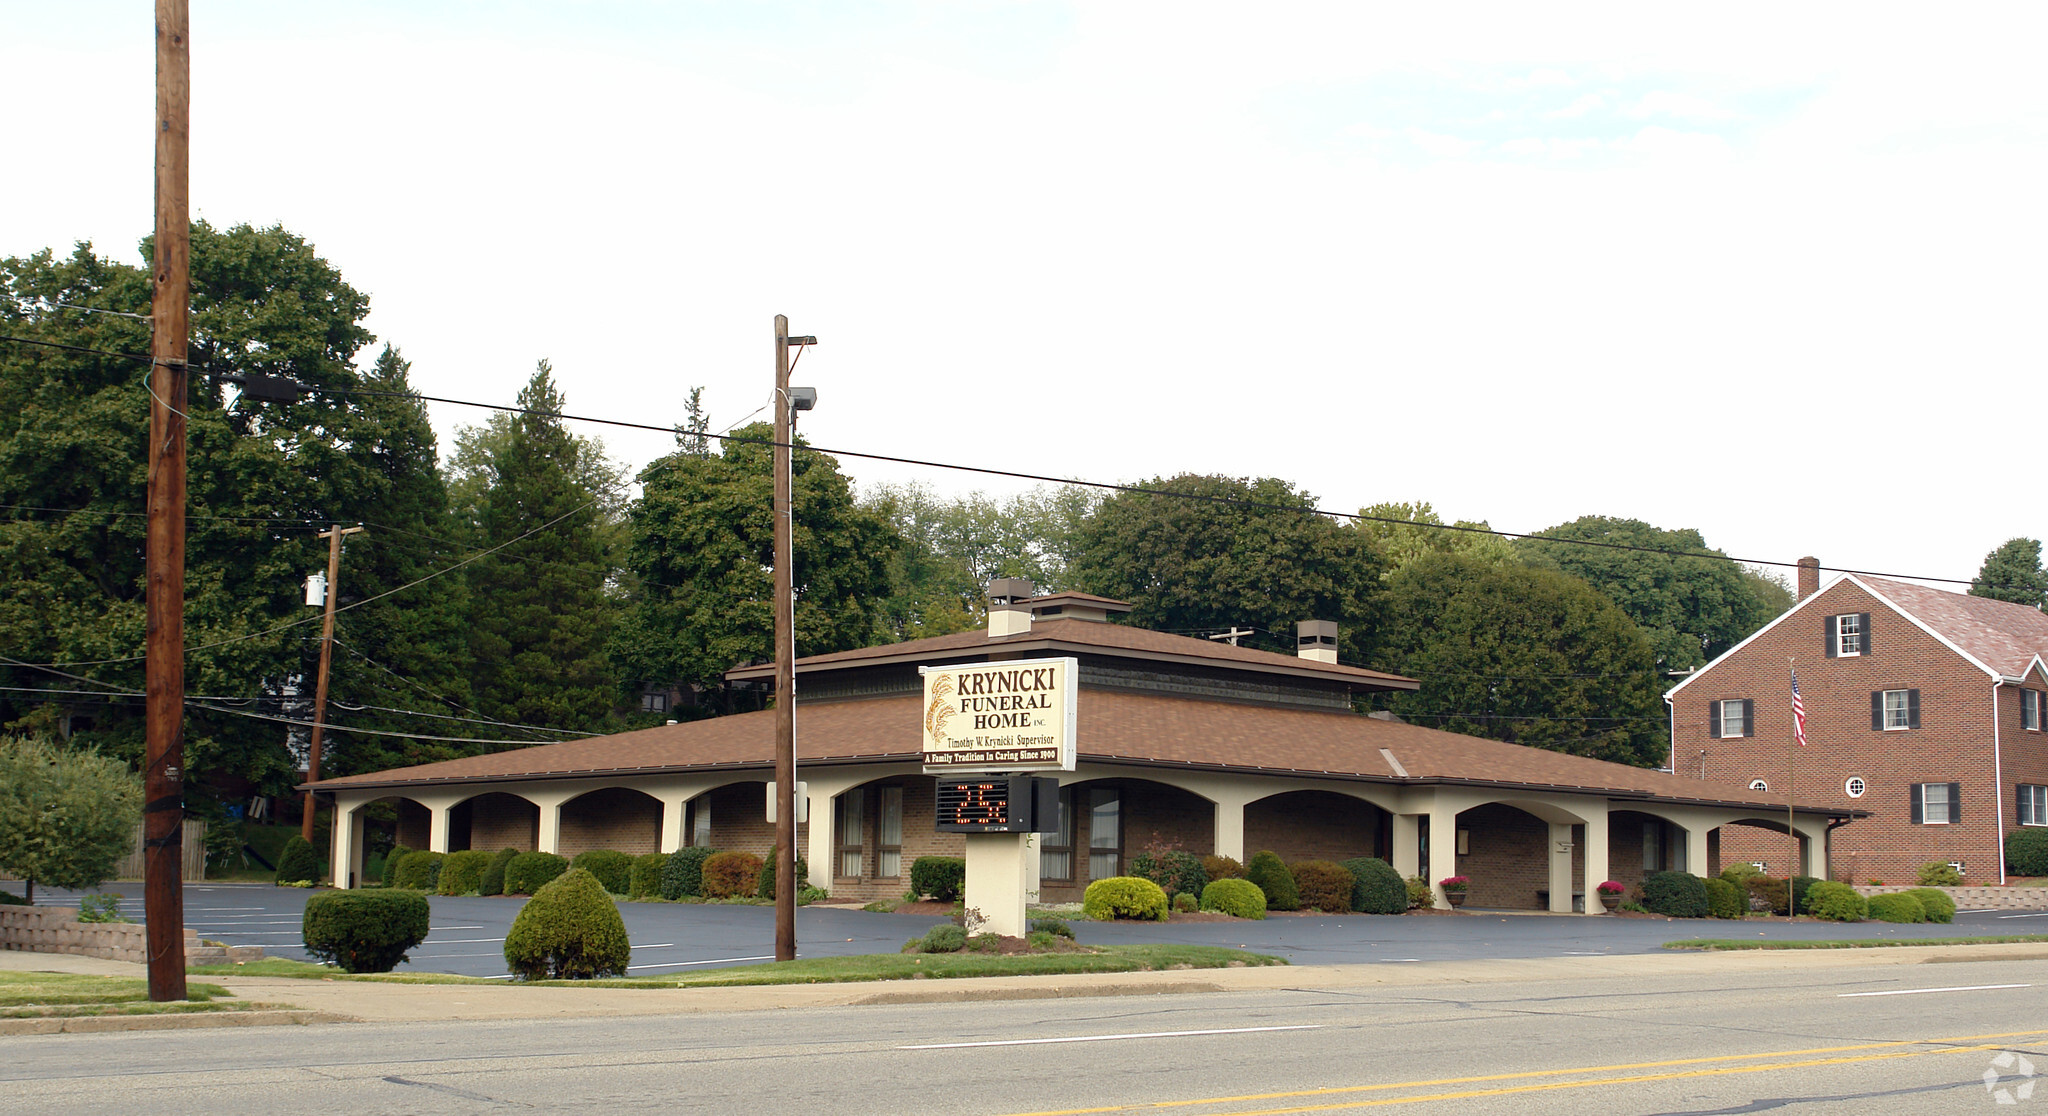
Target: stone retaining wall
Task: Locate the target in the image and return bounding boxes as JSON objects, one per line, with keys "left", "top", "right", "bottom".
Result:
{"left": 1854, "top": 885, "right": 2048, "bottom": 911}
{"left": 0, "top": 906, "right": 264, "bottom": 966}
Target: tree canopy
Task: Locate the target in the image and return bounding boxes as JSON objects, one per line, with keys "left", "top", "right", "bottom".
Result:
{"left": 861, "top": 482, "right": 1099, "bottom": 641}
{"left": 1354, "top": 500, "right": 1516, "bottom": 578}
{"left": 0, "top": 736, "right": 141, "bottom": 901}
{"left": 1970, "top": 538, "right": 2048, "bottom": 609}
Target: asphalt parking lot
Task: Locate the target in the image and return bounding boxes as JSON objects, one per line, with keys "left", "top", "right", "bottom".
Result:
{"left": 14, "top": 880, "right": 2043, "bottom": 978}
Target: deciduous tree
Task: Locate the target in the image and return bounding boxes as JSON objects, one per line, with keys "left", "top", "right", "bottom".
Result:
{"left": 0, "top": 736, "right": 141, "bottom": 902}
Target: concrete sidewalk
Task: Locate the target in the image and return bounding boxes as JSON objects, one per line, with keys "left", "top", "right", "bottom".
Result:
{"left": 9, "top": 940, "right": 2048, "bottom": 1031}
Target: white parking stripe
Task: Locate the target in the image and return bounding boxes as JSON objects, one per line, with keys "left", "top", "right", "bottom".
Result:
{"left": 1838, "top": 984, "right": 2031, "bottom": 998}
{"left": 902, "top": 1025, "right": 1322, "bottom": 1050}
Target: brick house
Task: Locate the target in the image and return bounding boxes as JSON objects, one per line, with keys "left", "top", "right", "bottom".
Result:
{"left": 1665, "top": 559, "right": 2048, "bottom": 884}
{"left": 311, "top": 590, "right": 1856, "bottom": 912}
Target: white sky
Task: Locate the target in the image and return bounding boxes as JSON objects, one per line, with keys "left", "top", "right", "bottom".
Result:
{"left": 8, "top": 2, "right": 2046, "bottom": 589}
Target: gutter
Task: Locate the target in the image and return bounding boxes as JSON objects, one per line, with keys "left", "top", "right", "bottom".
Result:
{"left": 1994, "top": 677, "right": 2009, "bottom": 885}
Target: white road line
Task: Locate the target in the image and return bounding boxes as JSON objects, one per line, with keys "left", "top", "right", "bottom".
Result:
{"left": 1838, "top": 984, "right": 2032, "bottom": 998}
{"left": 1380, "top": 958, "right": 1421, "bottom": 963}
{"left": 1996, "top": 912, "right": 2048, "bottom": 919}
{"left": 626, "top": 955, "right": 775, "bottom": 971}
{"left": 418, "top": 938, "right": 506, "bottom": 945}
{"left": 901, "top": 1025, "right": 1322, "bottom": 1050}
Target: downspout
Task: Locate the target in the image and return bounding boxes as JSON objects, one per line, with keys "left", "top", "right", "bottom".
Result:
{"left": 1994, "top": 678, "right": 2008, "bottom": 885}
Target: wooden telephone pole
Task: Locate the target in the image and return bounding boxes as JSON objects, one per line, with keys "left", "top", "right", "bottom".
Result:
{"left": 144, "top": 0, "right": 191, "bottom": 1003}
{"left": 302, "top": 525, "right": 366, "bottom": 843}
{"left": 772, "top": 315, "right": 796, "bottom": 964}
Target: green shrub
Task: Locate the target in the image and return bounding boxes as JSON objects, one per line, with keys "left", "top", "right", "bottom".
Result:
{"left": 274, "top": 835, "right": 322, "bottom": 886}
{"left": 382, "top": 844, "right": 413, "bottom": 888}
{"left": 2008, "top": 828, "right": 2048, "bottom": 876}
{"left": 1804, "top": 880, "right": 1868, "bottom": 921}
{"left": 1201, "top": 854, "right": 1243, "bottom": 881}
{"left": 918, "top": 924, "right": 966, "bottom": 953}
{"left": 437, "top": 850, "right": 492, "bottom": 895}
{"left": 479, "top": 848, "right": 518, "bottom": 896}
{"left": 76, "top": 893, "right": 126, "bottom": 922}
{"left": 1200, "top": 877, "right": 1267, "bottom": 919}
{"left": 1244, "top": 850, "right": 1299, "bottom": 911}
{"left": 1129, "top": 849, "right": 1208, "bottom": 900}
{"left": 1340, "top": 857, "right": 1407, "bottom": 915}
{"left": 302, "top": 889, "right": 431, "bottom": 974}
{"left": 629, "top": 853, "right": 668, "bottom": 899}
{"left": 1289, "top": 860, "right": 1355, "bottom": 913}
{"left": 661, "top": 846, "right": 716, "bottom": 899}
{"left": 1903, "top": 887, "right": 1956, "bottom": 923}
{"left": 1916, "top": 861, "right": 1963, "bottom": 887}
{"left": 0, "top": 889, "right": 30, "bottom": 906}
{"left": 1404, "top": 875, "right": 1433, "bottom": 909}
{"left": 1719, "top": 862, "right": 1763, "bottom": 886}
{"left": 503, "top": 868, "right": 631, "bottom": 980}
{"left": 1867, "top": 892, "right": 1927, "bottom": 923}
{"left": 569, "top": 850, "right": 634, "bottom": 895}
{"left": 1745, "top": 875, "right": 1810, "bottom": 915}
{"left": 1029, "top": 917, "right": 1074, "bottom": 939}
{"left": 1703, "top": 877, "right": 1745, "bottom": 919}
{"left": 503, "top": 851, "right": 568, "bottom": 895}
{"left": 1171, "top": 891, "right": 1198, "bottom": 913}
{"left": 910, "top": 856, "right": 966, "bottom": 902}
{"left": 1083, "top": 876, "right": 1170, "bottom": 921}
{"left": 1640, "top": 871, "right": 1710, "bottom": 918}
{"left": 1792, "top": 876, "right": 1819, "bottom": 915}
{"left": 393, "top": 850, "right": 445, "bottom": 892}
{"left": 1027, "top": 930, "right": 1058, "bottom": 950}
{"left": 755, "top": 849, "right": 810, "bottom": 900}
{"left": 702, "top": 851, "right": 763, "bottom": 899}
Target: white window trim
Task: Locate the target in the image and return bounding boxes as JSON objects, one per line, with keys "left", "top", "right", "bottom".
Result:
{"left": 1917, "top": 782, "right": 1954, "bottom": 825}
{"left": 1844, "top": 777, "right": 1866, "bottom": 798}
{"left": 1836, "top": 613, "right": 1864, "bottom": 658}
{"left": 2021, "top": 784, "right": 2048, "bottom": 827}
{"left": 1882, "top": 689, "right": 1912, "bottom": 731}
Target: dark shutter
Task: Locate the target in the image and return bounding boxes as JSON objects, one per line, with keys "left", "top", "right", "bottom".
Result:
{"left": 1910, "top": 784, "right": 1923, "bottom": 824}
{"left": 1908, "top": 689, "right": 1921, "bottom": 729}
{"left": 1859, "top": 613, "right": 1872, "bottom": 655}
{"left": 1949, "top": 782, "right": 1962, "bottom": 822}
{"left": 1826, "top": 615, "right": 1839, "bottom": 658}
{"left": 1707, "top": 700, "right": 1721, "bottom": 739}
{"left": 1871, "top": 691, "right": 1884, "bottom": 731}
{"left": 1741, "top": 699, "right": 1755, "bottom": 737}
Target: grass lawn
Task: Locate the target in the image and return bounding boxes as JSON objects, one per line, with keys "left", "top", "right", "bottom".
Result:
{"left": 1665, "top": 934, "right": 2048, "bottom": 952}
{"left": 0, "top": 972, "right": 248, "bottom": 1018}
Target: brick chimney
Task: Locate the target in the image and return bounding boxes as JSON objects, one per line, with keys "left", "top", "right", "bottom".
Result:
{"left": 986, "top": 578, "right": 1034, "bottom": 638}
{"left": 1296, "top": 620, "right": 1338, "bottom": 664}
{"left": 1797, "top": 557, "right": 1820, "bottom": 602}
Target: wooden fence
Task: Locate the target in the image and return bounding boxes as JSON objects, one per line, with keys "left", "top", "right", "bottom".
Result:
{"left": 112, "top": 819, "right": 208, "bottom": 881}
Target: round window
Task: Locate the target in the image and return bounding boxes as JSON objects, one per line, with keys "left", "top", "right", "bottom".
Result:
{"left": 1749, "top": 778, "right": 1769, "bottom": 792}
{"left": 1845, "top": 777, "right": 1867, "bottom": 798}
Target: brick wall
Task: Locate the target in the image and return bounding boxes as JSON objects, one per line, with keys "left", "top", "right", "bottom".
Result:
{"left": 559, "top": 787, "right": 663, "bottom": 857}
{"left": 1453, "top": 803, "right": 1563, "bottom": 909}
{"left": 1040, "top": 779, "right": 1217, "bottom": 903}
{"left": 702, "top": 781, "right": 810, "bottom": 864}
{"left": 826, "top": 775, "right": 966, "bottom": 903}
{"left": 466, "top": 792, "right": 539, "bottom": 853}
{"left": 1245, "top": 790, "right": 1386, "bottom": 864}
{"left": 395, "top": 799, "right": 430, "bottom": 852}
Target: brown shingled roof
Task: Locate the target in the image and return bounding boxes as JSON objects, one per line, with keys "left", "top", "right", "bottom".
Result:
{"left": 1860, "top": 575, "right": 2048, "bottom": 677}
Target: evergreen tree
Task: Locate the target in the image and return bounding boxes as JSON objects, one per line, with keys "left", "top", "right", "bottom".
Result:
{"left": 1970, "top": 538, "right": 2048, "bottom": 609}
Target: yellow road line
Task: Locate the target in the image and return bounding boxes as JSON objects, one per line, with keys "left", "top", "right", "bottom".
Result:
{"left": 991, "top": 1029, "right": 2048, "bottom": 1116}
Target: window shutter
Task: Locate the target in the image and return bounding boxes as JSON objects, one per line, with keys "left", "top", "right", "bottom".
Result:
{"left": 1908, "top": 689, "right": 1921, "bottom": 729}
{"left": 1826, "top": 615, "right": 1839, "bottom": 658}
{"left": 1910, "top": 784, "right": 1923, "bottom": 824}
{"left": 1859, "top": 613, "right": 1872, "bottom": 655}
{"left": 1871, "top": 691, "right": 1884, "bottom": 731}
{"left": 1742, "top": 699, "right": 1755, "bottom": 737}
{"left": 1950, "top": 782, "right": 1962, "bottom": 823}
{"left": 1707, "top": 700, "right": 1721, "bottom": 739}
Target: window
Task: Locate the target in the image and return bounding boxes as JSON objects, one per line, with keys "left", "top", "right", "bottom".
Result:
{"left": 1088, "top": 787, "right": 1121, "bottom": 880}
{"left": 1749, "top": 778, "right": 1770, "bottom": 791}
{"left": 876, "top": 786, "right": 903, "bottom": 878}
{"left": 1845, "top": 777, "right": 1867, "bottom": 798}
{"left": 2026, "top": 690, "right": 2042, "bottom": 731}
{"left": 1642, "top": 820, "right": 1663, "bottom": 872}
{"left": 1708, "top": 699, "right": 1754, "bottom": 739}
{"left": 836, "top": 790, "right": 865, "bottom": 878}
{"left": 1040, "top": 788, "right": 1074, "bottom": 880}
{"left": 2021, "top": 785, "right": 2048, "bottom": 827}
{"left": 689, "top": 798, "right": 711, "bottom": 846}
{"left": 1826, "top": 612, "right": 1871, "bottom": 658}
{"left": 1872, "top": 689, "right": 1920, "bottom": 731}
{"left": 639, "top": 690, "right": 669, "bottom": 713}
{"left": 1912, "top": 782, "right": 1960, "bottom": 825}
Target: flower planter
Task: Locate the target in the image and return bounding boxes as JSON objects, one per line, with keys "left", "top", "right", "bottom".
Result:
{"left": 1445, "top": 891, "right": 1467, "bottom": 908}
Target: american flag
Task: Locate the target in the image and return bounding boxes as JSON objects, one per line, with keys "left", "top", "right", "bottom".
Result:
{"left": 1791, "top": 671, "right": 1808, "bottom": 747}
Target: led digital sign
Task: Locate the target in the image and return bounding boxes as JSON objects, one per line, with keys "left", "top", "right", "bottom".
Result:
{"left": 935, "top": 776, "right": 1061, "bottom": 834}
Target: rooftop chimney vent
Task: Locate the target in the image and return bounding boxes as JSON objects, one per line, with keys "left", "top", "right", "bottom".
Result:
{"left": 1296, "top": 620, "right": 1339, "bottom": 664}
{"left": 988, "top": 578, "right": 1035, "bottom": 638}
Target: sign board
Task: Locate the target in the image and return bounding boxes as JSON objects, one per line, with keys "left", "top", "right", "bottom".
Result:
{"left": 919, "top": 656, "right": 1077, "bottom": 773}
{"left": 935, "top": 776, "right": 1062, "bottom": 834}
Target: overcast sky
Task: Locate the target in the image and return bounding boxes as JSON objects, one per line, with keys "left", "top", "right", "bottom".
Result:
{"left": 8, "top": 2, "right": 2045, "bottom": 590}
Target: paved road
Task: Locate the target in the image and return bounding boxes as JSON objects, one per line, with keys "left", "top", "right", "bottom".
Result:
{"left": 18, "top": 880, "right": 2047, "bottom": 978}
{"left": 7, "top": 954, "right": 2046, "bottom": 1113}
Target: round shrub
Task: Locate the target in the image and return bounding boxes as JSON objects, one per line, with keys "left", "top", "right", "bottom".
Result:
{"left": 661, "top": 846, "right": 716, "bottom": 899}
{"left": 275, "top": 835, "right": 322, "bottom": 886}
{"left": 569, "top": 850, "right": 634, "bottom": 895}
{"left": 393, "top": 850, "right": 445, "bottom": 892}
{"left": 478, "top": 848, "right": 518, "bottom": 896}
{"left": 1804, "top": 880, "right": 1868, "bottom": 921}
{"left": 1200, "top": 877, "right": 1267, "bottom": 919}
{"left": 1244, "top": 850, "right": 1299, "bottom": 911}
{"left": 1868, "top": 892, "right": 1927, "bottom": 923}
{"left": 437, "top": 850, "right": 492, "bottom": 895}
{"left": 629, "top": 853, "right": 668, "bottom": 899}
{"left": 1903, "top": 887, "right": 1956, "bottom": 923}
{"left": 382, "top": 844, "right": 413, "bottom": 888}
{"left": 1201, "top": 854, "right": 1243, "bottom": 881}
{"left": 755, "top": 849, "right": 811, "bottom": 900}
{"left": 702, "top": 850, "right": 763, "bottom": 899}
{"left": 2008, "top": 828, "right": 2048, "bottom": 876}
{"left": 1290, "top": 860, "right": 1356, "bottom": 913}
{"left": 1341, "top": 857, "right": 1407, "bottom": 914}
{"left": 1641, "top": 871, "right": 1710, "bottom": 918}
{"left": 503, "top": 868, "right": 631, "bottom": 980}
{"left": 1029, "top": 917, "right": 1074, "bottom": 939}
{"left": 302, "top": 889, "right": 430, "bottom": 973}
{"left": 1719, "top": 862, "right": 1763, "bottom": 886}
{"left": 1083, "top": 876, "right": 1169, "bottom": 921}
{"left": 910, "top": 856, "right": 966, "bottom": 902}
{"left": 1129, "top": 850, "right": 1208, "bottom": 900}
{"left": 1172, "top": 891, "right": 1198, "bottom": 913}
{"left": 918, "top": 924, "right": 966, "bottom": 953}
{"left": 503, "top": 851, "right": 568, "bottom": 895}
{"left": 1917, "top": 861, "right": 1963, "bottom": 887}
{"left": 1703, "top": 876, "right": 1745, "bottom": 919}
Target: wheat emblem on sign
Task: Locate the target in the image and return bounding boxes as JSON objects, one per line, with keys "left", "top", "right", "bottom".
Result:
{"left": 925, "top": 675, "right": 956, "bottom": 746}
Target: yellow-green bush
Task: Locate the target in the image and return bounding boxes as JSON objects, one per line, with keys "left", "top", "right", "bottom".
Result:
{"left": 1200, "top": 877, "right": 1267, "bottom": 919}
{"left": 1804, "top": 880, "right": 1868, "bottom": 921}
{"left": 1916, "top": 861, "right": 1963, "bottom": 887}
{"left": 1703, "top": 876, "right": 1745, "bottom": 919}
{"left": 393, "top": 850, "right": 444, "bottom": 891}
{"left": 1902, "top": 887, "right": 1956, "bottom": 923}
{"left": 502, "top": 868, "right": 631, "bottom": 980}
{"left": 1867, "top": 892, "right": 1926, "bottom": 923}
{"left": 1082, "top": 876, "right": 1169, "bottom": 921}
{"left": 437, "top": 850, "right": 492, "bottom": 895}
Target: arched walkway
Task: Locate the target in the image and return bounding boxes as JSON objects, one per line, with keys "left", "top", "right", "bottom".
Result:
{"left": 1452, "top": 802, "right": 1576, "bottom": 910}
{"left": 450, "top": 791, "right": 540, "bottom": 854}
{"left": 1243, "top": 790, "right": 1388, "bottom": 864}
{"left": 558, "top": 786, "right": 663, "bottom": 858}
{"left": 1039, "top": 777, "right": 1215, "bottom": 903}
{"left": 823, "top": 774, "right": 945, "bottom": 902}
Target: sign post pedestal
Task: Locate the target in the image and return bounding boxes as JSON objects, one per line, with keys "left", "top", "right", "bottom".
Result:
{"left": 963, "top": 832, "right": 1033, "bottom": 938}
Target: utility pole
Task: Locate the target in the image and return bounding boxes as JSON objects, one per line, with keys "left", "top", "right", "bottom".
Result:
{"left": 302, "top": 525, "right": 366, "bottom": 844}
{"left": 772, "top": 315, "right": 797, "bottom": 964}
{"left": 144, "top": 0, "right": 190, "bottom": 1003}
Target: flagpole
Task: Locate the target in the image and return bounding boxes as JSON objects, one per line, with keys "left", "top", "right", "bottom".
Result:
{"left": 1787, "top": 658, "right": 1798, "bottom": 915}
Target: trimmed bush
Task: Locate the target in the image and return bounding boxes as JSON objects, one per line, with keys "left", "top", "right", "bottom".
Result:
{"left": 1171, "top": 891, "right": 1198, "bottom": 913}
{"left": 1244, "top": 850, "right": 1300, "bottom": 912}
{"left": 275, "top": 835, "right": 322, "bottom": 885}
{"left": 503, "top": 851, "right": 568, "bottom": 895}
{"left": 302, "top": 889, "right": 430, "bottom": 973}
{"left": 479, "top": 848, "right": 518, "bottom": 896}
{"left": 702, "top": 851, "right": 763, "bottom": 899}
{"left": 569, "top": 850, "right": 634, "bottom": 895}
{"left": 910, "top": 856, "right": 966, "bottom": 902}
{"left": 1745, "top": 875, "right": 1816, "bottom": 915}
{"left": 1916, "top": 861, "right": 1963, "bottom": 887}
{"left": 1868, "top": 892, "right": 1927, "bottom": 923}
{"left": 437, "top": 850, "right": 492, "bottom": 896}
{"left": 1129, "top": 850, "right": 1208, "bottom": 901}
{"left": 1290, "top": 860, "right": 1356, "bottom": 913}
{"left": 393, "top": 850, "right": 445, "bottom": 892}
{"left": 1201, "top": 855, "right": 1244, "bottom": 881}
{"left": 2008, "top": 828, "right": 2048, "bottom": 876}
{"left": 1903, "top": 887, "right": 1956, "bottom": 923}
{"left": 661, "top": 846, "right": 716, "bottom": 899}
{"left": 503, "top": 868, "right": 631, "bottom": 980}
{"left": 1641, "top": 871, "right": 1710, "bottom": 918}
{"left": 1719, "top": 862, "right": 1763, "bottom": 886}
{"left": 1404, "top": 875, "right": 1433, "bottom": 909}
{"left": 1341, "top": 857, "right": 1407, "bottom": 915}
{"left": 382, "top": 844, "right": 413, "bottom": 889}
{"left": 629, "top": 853, "right": 668, "bottom": 899}
{"left": 1200, "top": 877, "right": 1267, "bottom": 919}
{"left": 1029, "top": 917, "right": 1074, "bottom": 939}
{"left": 918, "top": 924, "right": 966, "bottom": 953}
{"left": 1083, "top": 876, "right": 1170, "bottom": 921}
{"left": 1703, "top": 876, "right": 1745, "bottom": 920}
{"left": 755, "top": 849, "right": 811, "bottom": 900}
{"left": 1792, "top": 876, "right": 1819, "bottom": 915}
{"left": 1804, "top": 880, "right": 1868, "bottom": 921}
